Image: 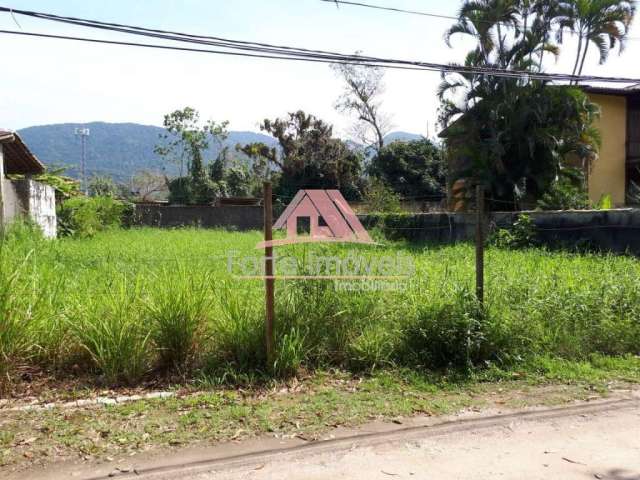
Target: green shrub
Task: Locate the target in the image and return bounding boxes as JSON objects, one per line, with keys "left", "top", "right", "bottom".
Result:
{"left": 57, "top": 196, "right": 129, "bottom": 238}
{"left": 402, "top": 287, "right": 485, "bottom": 370}
{"left": 490, "top": 214, "right": 538, "bottom": 249}
{"left": 537, "top": 168, "right": 589, "bottom": 211}
{"left": 363, "top": 178, "right": 402, "bottom": 214}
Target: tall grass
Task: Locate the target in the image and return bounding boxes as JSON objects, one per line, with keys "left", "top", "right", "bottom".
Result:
{"left": 146, "top": 266, "right": 212, "bottom": 370}
{"left": 1, "top": 226, "right": 639, "bottom": 388}
{"left": 68, "top": 278, "right": 151, "bottom": 385}
{"left": 0, "top": 223, "right": 49, "bottom": 391}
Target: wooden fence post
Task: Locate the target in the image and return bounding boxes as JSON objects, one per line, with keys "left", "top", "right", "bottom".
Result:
{"left": 263, "top": 181, "right": 275, "bottom": 368}
{"left": 475, "top": 184, "right": 485, "bottom": 305}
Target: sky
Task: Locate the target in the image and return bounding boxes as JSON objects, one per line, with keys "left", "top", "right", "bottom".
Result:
{"left": 0, "top": 0, "right": 639, "bottom": 139}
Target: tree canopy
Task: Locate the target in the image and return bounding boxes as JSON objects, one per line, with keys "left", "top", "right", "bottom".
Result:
{"left": 369, "top": 139, "right": 447, "bottom": 200}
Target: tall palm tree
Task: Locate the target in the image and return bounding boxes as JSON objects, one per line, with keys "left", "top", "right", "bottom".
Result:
{"left": 557, "top": 0, "right": 636, "bottom": 82}
{"left": 445, "top": 0, "right": 522, "bottom": 66}
{"left": 531, "top": 0, "right": 563, "bottom": 68}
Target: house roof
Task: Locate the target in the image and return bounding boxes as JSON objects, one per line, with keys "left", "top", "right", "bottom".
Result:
{"left": 581, "top": 84, "right": 640, "bottom": 97}
{"left": 0, "top": 129, "right": 45, "bottom": 175}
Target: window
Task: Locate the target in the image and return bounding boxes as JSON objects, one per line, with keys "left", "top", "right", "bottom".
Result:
{"left": 296, "top": 216, "right": 311, "bottom": 235}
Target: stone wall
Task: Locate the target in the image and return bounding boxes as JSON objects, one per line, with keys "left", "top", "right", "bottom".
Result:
{"left": 134, "top": 204, "right": 263, "bottom": 231}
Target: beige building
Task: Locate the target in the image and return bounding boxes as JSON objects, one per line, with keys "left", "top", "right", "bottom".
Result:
{"left": 583, "top": 86, "right": 640, "bottom": 206}
{"left": 441, "top": 85, "right": 640, "bottom": 210}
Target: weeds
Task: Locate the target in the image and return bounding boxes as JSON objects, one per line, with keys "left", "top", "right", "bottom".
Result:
{"left": 1, "top": 227, "right": 640, "bottom": 388}
{"left": 146, "top": 266, "right": 212, "bottom": 370}
{"left": 68, "top": 278, "right": 151, "bottom": 385}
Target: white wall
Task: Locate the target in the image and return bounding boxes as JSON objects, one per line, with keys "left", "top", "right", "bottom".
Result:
{"left": 1, "top": 177, "right": 57, "bottom": 238}
{"left": 27, "top": 180, "right": 57, "bottom": 238}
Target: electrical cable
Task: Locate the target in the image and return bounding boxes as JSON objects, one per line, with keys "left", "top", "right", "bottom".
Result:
{"left": 1, "top": 6, "right": 639, "bottom": 84}
{"left": 320, "top": 0, "right": 640, "bottom": 41}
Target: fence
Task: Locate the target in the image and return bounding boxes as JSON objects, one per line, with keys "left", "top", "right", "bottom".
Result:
{"left": 133, "top": 204, "right": 640, "bottom": 255}
{"left": 133, "top": 204, "right": 263, "bottom": 230}
{"left": 360, "top": 209, "right": 640, "bottom": 255}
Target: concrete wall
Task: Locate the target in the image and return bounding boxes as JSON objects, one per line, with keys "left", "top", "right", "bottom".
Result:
{"left": 2, "top": 178, "right": 57, "bottom": 238}
{"left": 134, "top": 204, "right": 263, "bottom": 230}
{"left": 360, "top": 209, "right": 640, "bottom": 255}
{"left": 2, "top": 178, "right": 27, "bottom": 222}
{"left": 587, "top": 94, "right": 628, "bottom": 206}
{"left": 26, "top": 180, "right": 57, "bottom": 238}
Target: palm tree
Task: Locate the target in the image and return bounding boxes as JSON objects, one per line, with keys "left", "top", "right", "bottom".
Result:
{"left": 556, "top": 0, "right": 636, "bottom": 82}
{"left": 531, "top": 0, "right": 563, "bottom": 68}
{"left": 445, "top": 0, "right": 522, "bottom": 66}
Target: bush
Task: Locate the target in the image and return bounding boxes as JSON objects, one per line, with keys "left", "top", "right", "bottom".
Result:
{"left": 57, "top": 196, "right": 129, "bottom": 238}
{"left": 402, "top": 288, "right": 485, "bottom": 370}
{"left": 168, "top": 177, "right": 222, "bottom": 205}
{"left": 537, "top": 168, "right": 589, "bottom": 211}
{"left": 490, "top": 214, "right": 538, "bottom": 249}
{"left": 363, "top": 178, "right": 402, "bottom": 214}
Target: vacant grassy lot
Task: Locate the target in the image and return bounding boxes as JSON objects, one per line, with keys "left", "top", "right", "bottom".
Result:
{"left": 1, "top": 225, "right": 640, "bottom": 391}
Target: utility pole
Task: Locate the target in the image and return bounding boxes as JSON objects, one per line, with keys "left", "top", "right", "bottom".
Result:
{"left": 75, "top": 127, "right": 90, "bottom": 195}
{"left": 263, "top": 181, "right": 275, "bottom": 368}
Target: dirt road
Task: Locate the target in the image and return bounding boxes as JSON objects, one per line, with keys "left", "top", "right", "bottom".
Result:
{"left": 187, "top": 400, "right": 640, "bottom": 480}
{"left": 18, "top": 397, "right": 640, "bottom": 480}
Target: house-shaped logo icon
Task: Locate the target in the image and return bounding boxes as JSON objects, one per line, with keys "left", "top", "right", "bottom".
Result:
{"left": 258, "top": 190, "right": 373, "bottom": 248}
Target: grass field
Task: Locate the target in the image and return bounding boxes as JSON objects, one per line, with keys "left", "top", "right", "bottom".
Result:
{"left": 1, "top": 225, "right": 640, "bottom": 390}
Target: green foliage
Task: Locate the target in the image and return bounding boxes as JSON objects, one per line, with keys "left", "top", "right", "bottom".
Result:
{"left": 362, "top": 178, "right": 402, "bottom": 213}
{"left": 167, "top": 176, "right": 222, "bottom": 205}
{"left": 9, "top": 166, "right": 81, "bottom": 201}
{"left": 440, "top": 1, "right": 605, "bottom": 210}
{"left": 369, "top": 139, "right": 446, "bottom": 199}
{"left": 260, "top": 111, "right": 365, "bottom": 200}
{"left": 57, "top": 196, "right": 129, "bottom": 238}
{"left": 146, "top": 267, "right": 212, "bottom": 370}
{"left": 537, "top": 168, "right": 590, "bottom": 210}
{"left": 207, "top": 282, "right": 265, "bottom": 373}
{"left": 156, "top": 107, "right": 230, "bottom": 205}
{"left": 402, "top": 287, "right": 484, "bottom": 370}
{"left": 88, "top": 176, "right": 119, "bottom": 198}
{"left": 490, "top": 214, "right": 538, "bottom": 249}
{"left": 3, "top": 229, "right": 640, "bottom": 387}
{"left": 594, "top": 193, "right": 614, "bottom": 210}
{"left": 0, "top": 233, "right": 45, "bottom": 391}
{"left": 68, "top": 280, "right": 151, "bottom": 385}
{"left": 558, "top": 0, "right": 636, "bottom": 78}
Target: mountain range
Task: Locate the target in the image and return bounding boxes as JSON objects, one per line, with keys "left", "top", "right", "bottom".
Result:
{"left": 17, "top": 122, "right": 423, "bottom": 181}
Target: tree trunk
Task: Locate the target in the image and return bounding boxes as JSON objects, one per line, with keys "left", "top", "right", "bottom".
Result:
{"left": 577, "top": 39, "right": 590, "bottom": 78}
{"left": 571, "top": 33, "right": 584, "bottom": 84}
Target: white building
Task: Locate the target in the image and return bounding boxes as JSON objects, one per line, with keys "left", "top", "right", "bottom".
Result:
{"left": 0, "top": 129, "right": 57, "bottom": 238}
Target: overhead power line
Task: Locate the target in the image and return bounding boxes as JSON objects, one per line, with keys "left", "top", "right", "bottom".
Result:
{"left": 320, "top": 0, "right": 640, "bottom": 41}
{"left": 0, "top": 5, "right": 639, "bottom": 84}
{"left": 320, "top": 0, "right": 458, "bottom": 21}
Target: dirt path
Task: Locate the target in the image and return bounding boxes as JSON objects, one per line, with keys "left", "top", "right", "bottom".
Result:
{"left": 191, "top": 400, "right": 640, "bottom": 480}
{"left": 13, "top": 394, "right": 640, "bottom": 480}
